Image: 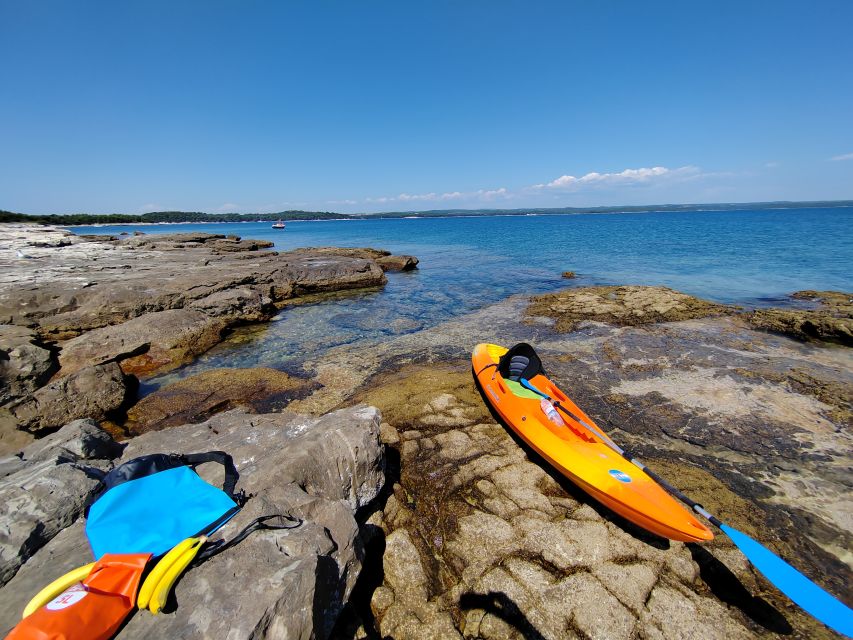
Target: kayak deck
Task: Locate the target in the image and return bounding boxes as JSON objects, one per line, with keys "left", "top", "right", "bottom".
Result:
{"left": 472, "top": 343, "right": 713, "bottom": 543}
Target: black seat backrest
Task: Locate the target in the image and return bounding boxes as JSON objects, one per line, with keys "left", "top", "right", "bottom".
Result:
{"left": 498, "top": 343, "right": 545, "bottom": 381}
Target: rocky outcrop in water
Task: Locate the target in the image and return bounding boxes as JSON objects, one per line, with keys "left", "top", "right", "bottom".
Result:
{"left": 527, "top": 285, "right": 735, "bottom": 332}
{"left": 746, "top": 290, "right": 853, "bottom": 346}
{"left": 287, "top": 247, "right": 419, "bottom": 272}
{"left": 0, "top": 405, "right": 386, "bottom": 639}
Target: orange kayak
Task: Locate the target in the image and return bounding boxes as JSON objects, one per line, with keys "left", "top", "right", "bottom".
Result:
{"left": 472, "top": 342, "right": 713, "bottom": 543}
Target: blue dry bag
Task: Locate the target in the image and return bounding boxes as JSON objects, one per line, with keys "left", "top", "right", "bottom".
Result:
{"left": 85, "top": 452, "right": 242, "bottom": 559}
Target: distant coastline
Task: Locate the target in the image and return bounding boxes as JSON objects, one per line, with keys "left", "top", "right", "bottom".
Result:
{"left": 1, "top": 199, "right": 851, "bottom": 227}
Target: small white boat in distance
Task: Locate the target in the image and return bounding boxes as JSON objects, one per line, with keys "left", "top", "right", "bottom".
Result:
{"left": 271, "top": 220, "right": 286, "bottom": 229}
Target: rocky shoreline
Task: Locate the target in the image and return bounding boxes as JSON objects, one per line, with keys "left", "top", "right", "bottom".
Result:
{"left": 0, "top": 224, "right": 417, "bottom": 446}
{"left": 1, "top": 224, "right": 851, "bottom": 639}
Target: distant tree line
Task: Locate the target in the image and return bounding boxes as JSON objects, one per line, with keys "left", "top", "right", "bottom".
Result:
{"left": 2, "top": 200, "right": 851, "bottom": 226}
{"left": 0, "top": 210, "right": 350, "bottom": 225}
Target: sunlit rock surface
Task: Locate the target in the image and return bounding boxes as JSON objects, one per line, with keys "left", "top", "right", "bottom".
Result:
{"left": 295, "top": 292, "right": 851, "bottom": 639}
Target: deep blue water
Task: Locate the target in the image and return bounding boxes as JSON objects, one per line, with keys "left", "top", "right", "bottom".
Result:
{"left": 70, "top": 207, "right": 853, "bottom": 386}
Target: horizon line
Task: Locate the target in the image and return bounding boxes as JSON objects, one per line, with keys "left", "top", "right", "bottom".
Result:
{"left": 4, "top": 198, "right": 853, "bottom": 219}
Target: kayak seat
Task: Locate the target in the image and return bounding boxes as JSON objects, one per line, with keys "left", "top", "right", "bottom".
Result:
{"left": 497, "top": 342, "right": 546, "bottom": 381}
{"left": 507, "top": 355, "right": 531, "bottom": 380}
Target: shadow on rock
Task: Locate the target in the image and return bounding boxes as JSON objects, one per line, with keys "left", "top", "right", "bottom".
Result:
{"left": 687, "top": 544, "right": 793, "bottom": 634}
{"left": 472, "top": 368, "right": 671, "bottom": 551}
{"left": 459, "top": 591, "right": 548, "bottom": 640}
{"left": 331, "top": 446, "right": 401, "bottom": 640}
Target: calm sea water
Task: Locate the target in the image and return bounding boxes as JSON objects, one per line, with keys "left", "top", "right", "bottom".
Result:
{"left": 71, "top": 207, "right": 853, "bottom": 387}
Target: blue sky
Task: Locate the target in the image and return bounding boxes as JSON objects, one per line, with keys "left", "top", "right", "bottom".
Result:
{"left": 2, "top": 1, "right": 852, "bottom": 214}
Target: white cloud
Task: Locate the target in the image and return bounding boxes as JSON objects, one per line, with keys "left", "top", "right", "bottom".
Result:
{"left": 217, "top": 203, "right": 241, "bottom": 212}
{"left": 534, "top": 166, "right": 698, "bottom": 190}
{"left": 477, "top": 187, "right": 510, "bottom": 200}
{"left": 328, "top": 199, "right": 357, "bottom": 206}
{"left": 765, "top": 162, "right": 780, "bottom": 168}
{"left": 830, "top": 152, "right": 853, "bottom": 161}
{"left": 366, "top": 187, "right": 510, "bottom": 205}
{"left": 398, "top": 192, "right": 439, "bottom": 202}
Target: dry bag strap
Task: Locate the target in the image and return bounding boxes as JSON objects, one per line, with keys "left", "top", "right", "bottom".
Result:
{"left": 179, "top": 451, "right": 243, "bottom": 504}
{"left": 195, "top": 514, "right": 303, "bottom": 563}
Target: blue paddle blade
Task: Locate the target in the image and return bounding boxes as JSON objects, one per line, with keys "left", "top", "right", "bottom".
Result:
{"left": 721, "top": 524, "right": 853, "bottom": 636}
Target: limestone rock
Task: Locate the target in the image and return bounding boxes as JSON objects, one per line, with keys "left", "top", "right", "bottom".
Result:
{"left": 120, "top": 405, "right": 382, "bottom": 639}
{"left": 0, "top": 418, "right": 119, "bottom": 478}
{"left": 527, "top": 285, "right": 734, "bottom": 332}
{"left": 209, "top": 237, "right": 275, "bottom": 253}
{"left": 11, "top": 362, "right": 133, "bottom": 432}
{"left": 0, "top": 410, "right": 32, "bottom": 455}
{"left": 746, "top": 291, "right": 853, "bottom": 346}
{"left": 0, "top": 225, "right": 411, "bottom": 455}
{"left": 285, "top": 246, "right": 418, "bottom": 272}
{"left": 0, "top": 325, "right": 56, "bottom": 407}
{"left": 0, "top": 405, "right": 386, "bottom": 639}
{"left": 58, "top": 309, "right": 228, "bottom": 377}
{"left": 286, "top": 247, "right": 391, "bottom": 260}
{"left": 336, "top": 342, "right": 848, "bottom": 639}
{"left": 375, "top": 255, "right": 419, "bottom": 272}
{"left": 0, "top": 226, "right": 395, "bottom": 340}
{"left": 277, "top": 253, "right": 386, "bottom": 296}
{"left": 376, "top": 530, "right": 461, "bottom": 640}
{"left": 0, "top": 419, "right": 119, "bottom": 586}
{"left": 792, "top": 290, "right": 853, "bottom": 315}
{"left": 188, "top": 286, "right": 274, "bottom": 322}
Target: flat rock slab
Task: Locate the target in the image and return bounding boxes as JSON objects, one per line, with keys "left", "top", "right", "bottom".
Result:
{"left": 527, "top": 285, "right": 734, "bottom": 332}
{"left": 58, "top": 309, "right": 228, "bottom": 377}
{"left": 287, "top": 247, "right": 419, "bottom": 271}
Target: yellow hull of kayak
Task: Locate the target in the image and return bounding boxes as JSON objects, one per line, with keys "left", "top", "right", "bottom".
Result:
{"left": 472, "top": 343, "right": 713, "bottom": 543}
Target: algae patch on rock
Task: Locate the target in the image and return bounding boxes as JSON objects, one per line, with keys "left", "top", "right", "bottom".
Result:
{"left": 349, "top": 362, "right": 491, "bottom": 430}
{"left": 746, "top": 290, "right": 853, "bottom": 346}
{"left": 527, "top": 285, "right": 734, "bottom": 333}
{"left": 124, "top": 367, "right": 314, "bottom": 435}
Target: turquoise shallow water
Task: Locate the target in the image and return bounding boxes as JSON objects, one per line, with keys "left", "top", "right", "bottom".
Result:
{"left": 71, "top": 207, "right": 853, "bottom": 387}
